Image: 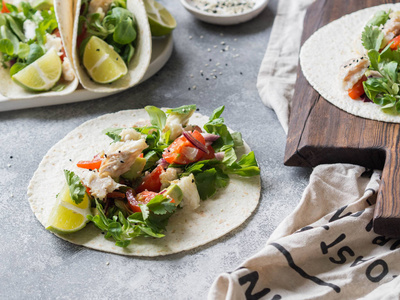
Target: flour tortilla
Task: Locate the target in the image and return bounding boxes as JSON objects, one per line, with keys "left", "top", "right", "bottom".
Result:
{"left": 300, "top": 3, "right": 400, "bottom": 123}
{"left": 0, "top": 1, "right": 79, "bottom": 99}
{"left": 70, "top": 0, "right": 152, "bottom": 93}
{"left": 27, "top": 109, "right": 261, "bottom": 256}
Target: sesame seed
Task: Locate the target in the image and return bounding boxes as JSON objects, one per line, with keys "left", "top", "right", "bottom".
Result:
{"left": 9, "top": 156, "right": 13, "bottom": 159}
{"left": 189, "top": 36, "right": 193, "bottom": 39}
{"left": 207, "top": 48, "right": 211, "bottom": 52}
{"left": 188, "top": 87, "right": 191, "bottom": 90}
{"left": 120, "top": 160, "right": 124, "bottom": 163}
{"left": 193, "top": 85, "right": 197, "bottom": 90}
{"left": 200, "top": 35, "right": 204, "bottom": 39}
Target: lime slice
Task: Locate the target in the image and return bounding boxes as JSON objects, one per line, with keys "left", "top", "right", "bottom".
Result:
{"left": 83, "top": 36, "right": 128, "bottom": 84}
{"left": 46, "top": 184, "right": 92, "bottom": 234}
{"left": 12, "top": 48, "right": 62, "bottom": 92}
{"left": 144, "top": 0, "right": 176, "bottom": 36}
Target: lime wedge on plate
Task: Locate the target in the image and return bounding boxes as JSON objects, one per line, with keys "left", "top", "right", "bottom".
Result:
{"left": 144, "top": 0, "right": 176, "bottom": 36}
{"left": 46, "top": 184, "right": 92, "bottom": 235}
{"left": 12, "top": 48, "right": 62, "bottom": 92}
{"left": 83, "top": 36, "right": 128, "bottom": 84}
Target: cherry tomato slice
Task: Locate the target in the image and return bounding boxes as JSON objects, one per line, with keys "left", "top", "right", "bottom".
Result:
{"left": 127, "top": 190, "right": 158, "bottom": 213}
{"left": 77, "top": 154, "right": 103, "bottom": 170}
{"left": 52, "top": 28, "right": 66, "bottom": 61}
{"left": 1, "top": 1, "right": 10, "bottom": 13}
{"left": 348, "top": 76, "right": 367, "bottom": 100}
{"left": 390, "top": 35, "right": 400, "bottom": 50}
{"left": 163, "top": 130, "right": 206, "bottom": 165}
{"left": 136, "top": 165, "right": 165, "bottom": 193}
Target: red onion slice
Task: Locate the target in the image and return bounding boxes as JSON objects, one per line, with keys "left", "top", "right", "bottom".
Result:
{"left": 202, "top": 133, "right": 220, "bottom": 142}
{"left": 156, "top": 158, "right": 169, "bottom": 169}
{"left": 215, "top": 152, "right": 225, "bottom": 161}
{"left": 183, "top": 131, "right": 209, "bottom": 154}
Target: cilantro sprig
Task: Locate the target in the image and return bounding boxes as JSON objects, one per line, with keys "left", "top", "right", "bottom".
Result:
{"left": 64, "top": 170, "right": 86, "bottom": 205}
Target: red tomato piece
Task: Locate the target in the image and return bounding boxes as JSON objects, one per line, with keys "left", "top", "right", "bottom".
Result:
{"left": 390, "top": 35, "right": 400, "bottom": 50}
{"left": 163, "top": 130, "right": 206, "bottom": 165}
{"left": 77, "top": 24, "right": 87, "bottom": 50}
{"left": 136, "top": 165, "right": 165, "bottom": 193}
{"left": 127, "top": 190, "right": 158, "bottom": 213}
{"left": 203, "top": 144, "right": 215, "bottom": 160}
{"left": 348, "top": 76, "right": 367, "bottom": 100}
{"left": 52, "top": 28, "right": 66, "bottom": 61}
{"left": 77, "top": 154, "right": 103, "bottom": 170}
{"left": 1, "top": 1, "right": 10, "bottom": 13}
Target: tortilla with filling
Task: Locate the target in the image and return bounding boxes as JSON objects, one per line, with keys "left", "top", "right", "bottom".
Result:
{"left": 27, "top": 109, "right": 261, "bottom": 256}
{"left": 67, "top": 0, "right": 152, "bottom": 93}
{"left": 300, "top": 3, "right": 400, "bottom": 123}
{"left": 0, "top": 0, "right": 79, "bottom": 99}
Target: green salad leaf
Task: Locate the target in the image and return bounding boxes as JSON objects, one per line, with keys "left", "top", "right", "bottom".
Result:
{"left": 366, "top": 10, "right": 391, "bottom": 27}
{"left": 64, "top": 170, "right": 86, "bottom": 205}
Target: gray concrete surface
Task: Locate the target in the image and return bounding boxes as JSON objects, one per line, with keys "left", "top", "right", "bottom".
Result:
{"left": 0, "top": 0, "right": 312, "bottom": 298}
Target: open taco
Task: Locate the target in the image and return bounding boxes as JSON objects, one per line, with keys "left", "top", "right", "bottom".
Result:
{"left": 0, "top": 0, "right": 78, "bottom": 99}
{"left": 27, "top": 105, "right": 261, "bottom": 256}
{"left": 64, "top": 0, "right": 152, "bottom": 92}
{"left": 300, "top": 3, "right": 400, "bottom": 123}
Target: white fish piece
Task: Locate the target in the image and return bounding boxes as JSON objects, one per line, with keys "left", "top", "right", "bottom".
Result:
{"left": 99, "top": 139, "right": 148, "bottom": 178}
{"left": 88, "top": 0, "right": 113, "bottom": 15}
{"left": 120, "top": 128, "right": 141, "bottom": 142}
{"left": 339, "top": 56, "right": 369, "bottom": 91}
{"left": 79, "top": 170, "right": 122, "bottom": 200}
{"left": 174, "top": 174, "right": 200, "bottom": 210}
{"left": 163, "top": 110, "right": 195, "bottom": 141}
{"left": 160, "top": 167, "right": 181, "bottom": 190}
{"left": 382, "top": 13, "right": 400, "bottom": 46}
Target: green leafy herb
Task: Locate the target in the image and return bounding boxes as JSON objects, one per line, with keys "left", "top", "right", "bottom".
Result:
{"left": 103, "top": 127, "right": 123, "bottom": 142}
{"left": 166, "top": 105, "right": 197, "bottom": 115}
{"left": 88, "top": 193, "right": 176, "bottom": 247}
{"left": 362, "top": 26, "right": 384, "bottom": 51}
{"left": 145, "top": 106, "right": 166, "bottom": 130}
{"left": 366, "top": 10, "right": 391, "bottom": 27}
{"left": 63, "top": 170, "right": 86, "bottom": 205}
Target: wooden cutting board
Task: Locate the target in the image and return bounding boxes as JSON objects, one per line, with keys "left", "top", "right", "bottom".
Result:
{"left": 284, "top": 0, "right": 400, "bottom": 237}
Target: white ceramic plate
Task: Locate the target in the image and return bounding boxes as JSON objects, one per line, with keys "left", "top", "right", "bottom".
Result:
{"left": 0, "top": 34, "right": 173, "bottom": 112}
{"left": 180, "top": 0, "right": 269, "bottom": 25}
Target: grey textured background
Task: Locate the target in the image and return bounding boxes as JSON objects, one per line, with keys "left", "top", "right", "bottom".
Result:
{"left": 0, "top": 0, "right": 312, "bottom": 298}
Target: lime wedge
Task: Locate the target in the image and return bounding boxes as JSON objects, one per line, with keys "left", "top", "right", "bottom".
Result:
{"left": 46, "top": 184, "right": 92, "bottom": 235}
{"left": 144, "top": 0, "right": 176, "bottom": 36}
{"left": 12, "top": 48, "right": 62, "bottom": 92}
{"left": 83, "top": 36, "right": 128, "bottom": 84}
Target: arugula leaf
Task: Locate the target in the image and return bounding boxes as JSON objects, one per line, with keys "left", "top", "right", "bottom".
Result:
{"left": 366, "top": 10, "right": 391, "bottom": 27}
{"left": 145, "top": 106, "right": 166, "bottom": 130}
{"left": 0, "top": 39, "right": 13, "bottom": 56}
{"left": 226, "top": 152, "right": 260, "bottom": 177}
{"left": 362, "top": 26, "right": 384, "bottom": 51}
{"left": 9, "top": 62, "right": 26, "bottom": 76}
{"left": 166, "top": 105, "right": 197, "bottom": 115}
{"left": 26, "top": 43, "right": 44, "bottom": 64}
{"left": 63, "top": 170, "right": 86, "bottom": 204}
{"left": 102, "top": 127, "right": 123, "bottom": 142}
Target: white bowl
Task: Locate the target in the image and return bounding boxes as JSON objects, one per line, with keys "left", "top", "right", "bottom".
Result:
{"left": 180, "top": 0, "right": 269, "bottom": 26}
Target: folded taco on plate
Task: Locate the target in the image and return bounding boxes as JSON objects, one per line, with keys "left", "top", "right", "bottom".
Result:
{"left": 27, "top": 105, "right": 261, "bottom": 256}
{"left": 300, "top": 3, "right": 400, "bottom": 123}
{"left": 62, "top": 0, "right": 152, "bottom": 92}
{"left": 0, "top": 0, "right": 78, "bottom": 99}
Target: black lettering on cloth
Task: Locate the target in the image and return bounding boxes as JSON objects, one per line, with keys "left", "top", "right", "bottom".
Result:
{"left": 270, "top": 243, "right": 341, "bottom": 293}
{"left": 366, "top": 260, "right": 389, "bottom": 283}
{"left": 350, "top": 256, "right": 375, "bottom": 267}
{"left": 322, "top": 225, "right": 330, "bottom": 230}
{"left": 372, "top": 236, "right": 392, "bottom": 246}
{"left": 329, "top": 246, "right": 355, "bottom": 264}
{"left": 329, "top": 206, "right": 352, "bottom": 222}
{"left": 365, "top": 219, "right": 373, "bottom": 232}
{"left": 390, "top": 240, "right": 400, "bottom": 250}
{"left": 321, "top": 234, "right": 346, "bottom": 254}
{"left": 238, "top": 271, "right": 276, "bottom": 300}
{"left": 297, "top": 226, "right": 314, "bottom": 233}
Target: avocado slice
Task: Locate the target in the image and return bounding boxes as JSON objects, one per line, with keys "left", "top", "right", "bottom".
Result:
{"left": 121, "top": 157, "right": 146, "bottom": 180}
{"left": 162, "top": 184, "right": 183, "bottom": 206}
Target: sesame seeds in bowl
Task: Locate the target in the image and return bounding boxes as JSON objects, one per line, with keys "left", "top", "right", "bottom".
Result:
{"left": 180, "top": 0, "right": 269, "bottom": 25}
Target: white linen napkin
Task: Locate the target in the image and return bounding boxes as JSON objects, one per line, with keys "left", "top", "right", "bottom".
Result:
{"left": 208, "top": 0, "right": 400, "bottom": 298}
